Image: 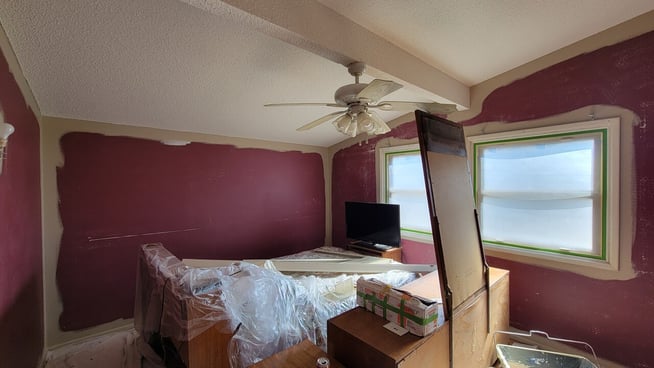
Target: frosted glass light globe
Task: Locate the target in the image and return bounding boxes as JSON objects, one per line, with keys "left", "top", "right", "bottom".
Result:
{"left": 0, "top": 122, "right": 14, "bottom": 139}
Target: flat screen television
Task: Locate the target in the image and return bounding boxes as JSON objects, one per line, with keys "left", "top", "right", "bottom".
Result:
{"left": 345, "top": 201, "right": 401, "bottom": 248}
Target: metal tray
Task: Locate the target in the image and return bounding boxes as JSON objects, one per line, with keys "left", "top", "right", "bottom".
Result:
{"left": 496, "top": 344, "right": 598, "bottom": 368}
{"left": 494, "top": 330, "right": 600, "bottom": 368}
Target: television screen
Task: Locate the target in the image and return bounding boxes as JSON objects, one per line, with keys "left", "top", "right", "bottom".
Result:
{"left": 345, "top": 201, "right": 401, "bottom": 248}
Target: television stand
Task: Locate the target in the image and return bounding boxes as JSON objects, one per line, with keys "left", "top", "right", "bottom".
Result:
{"left": 347, "top": 242, "right": 402, "bottom": 262}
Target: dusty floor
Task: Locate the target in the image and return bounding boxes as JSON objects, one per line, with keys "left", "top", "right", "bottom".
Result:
{"left": 43, "top": 328, "right": 162, "bottom": 368}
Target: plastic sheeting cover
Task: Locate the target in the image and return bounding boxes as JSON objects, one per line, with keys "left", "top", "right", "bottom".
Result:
{"left": 135, "top": 244, "right": 417, "bottom": 368}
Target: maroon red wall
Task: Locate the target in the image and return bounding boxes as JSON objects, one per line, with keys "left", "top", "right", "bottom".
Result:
{"left": 0, "top": 50, "right": 43, "bottom": 366}
{"left": 56, "top": 133, "right": 325, "bottom": 330}
{"left": 332, "top": 31, "right": 654, "bottom": 367}
{"left": 461, "top": 30, "right": 654, "bottom": 368}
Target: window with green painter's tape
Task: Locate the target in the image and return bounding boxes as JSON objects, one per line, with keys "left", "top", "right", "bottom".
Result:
{"left": 378, "top": 144, "right": 432, "bottom": 241}
{"left": 468, "top": 118, "right": 620, "bottom": 270}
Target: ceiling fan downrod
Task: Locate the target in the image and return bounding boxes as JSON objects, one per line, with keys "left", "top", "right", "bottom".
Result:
{"left": 347, "top": 61, "right": 366, "bottom": 84}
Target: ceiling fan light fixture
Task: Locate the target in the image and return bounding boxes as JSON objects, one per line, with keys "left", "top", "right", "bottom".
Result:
{"left": 346, "top": 114, "right": 359, "bottom": 137}
{"left": 333, "top": 109, "right": 390, "bottom": 137}
{"left": 359, "top": 110, "right": 390, "bottom": 135}
{"left": 333, "top": 113, "right": 358, "bottom": 137}
{"left": 357, "top": 111, "right": 375, "bottom": 134}
{"left": 373, "top": 121, "right": 391, "bottom": 135}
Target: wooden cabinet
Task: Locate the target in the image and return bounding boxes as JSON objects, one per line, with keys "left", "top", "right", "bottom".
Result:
{"left": 328, "top": 308, "right": 450, "bottom": 368}
{"left": 327, "top": 268, "right": 509, "bottom": 368}
{"left": 347, "top": 242, "right": 402, "bottom": 262}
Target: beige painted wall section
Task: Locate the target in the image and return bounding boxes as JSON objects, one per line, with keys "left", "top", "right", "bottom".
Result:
{"left": 41, "top": 116, "right": 331, "bottom": 347}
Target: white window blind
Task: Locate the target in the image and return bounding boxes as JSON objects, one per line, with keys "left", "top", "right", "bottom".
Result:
{"left": 469, "top": 118, "right": 620, "bottom": 268}
{"left": 379, "top": 145, "right": 431, "bottom": 239}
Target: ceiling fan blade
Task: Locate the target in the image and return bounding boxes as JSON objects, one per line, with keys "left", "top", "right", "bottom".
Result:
{"left": 374, "top": 101, "right": 458, "bottom": 115}
{"left": 356, "top": 79, "right": 403, "bottom": 103}
{"left": 265, "top": 102, "right": 344, "bottom": 108}
{"left": 297, "top": 111, "right": 347, "bottom": 131}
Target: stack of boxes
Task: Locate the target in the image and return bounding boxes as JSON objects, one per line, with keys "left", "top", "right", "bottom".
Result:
{"left": 356, "top": 277, "right": 443, "bottom": 337}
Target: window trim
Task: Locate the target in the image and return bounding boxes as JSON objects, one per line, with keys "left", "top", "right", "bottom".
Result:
{"left": 467, "top": 117, "right": 620, "bottom": 271}
{"left": 377, "top": 143, "right": 432, "bottom": 242}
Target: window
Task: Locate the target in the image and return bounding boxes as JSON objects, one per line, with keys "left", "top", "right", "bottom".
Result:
{"left": 378, "top": 144, "right": 432, "bottom": 241}
{"left": 468, "top": 118, "right": 620, "bottom": 270}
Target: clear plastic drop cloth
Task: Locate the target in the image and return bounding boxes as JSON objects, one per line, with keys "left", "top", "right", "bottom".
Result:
{"left": 223, "top": 265, "right": 417, "bottom": 367}
{"left": 135, "top": 244, "right": 418, "bottom": 368}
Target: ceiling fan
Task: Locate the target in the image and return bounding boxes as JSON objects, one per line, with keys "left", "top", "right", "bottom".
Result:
{"left": 265, "top": 62, "right": 458, "bottom": 137}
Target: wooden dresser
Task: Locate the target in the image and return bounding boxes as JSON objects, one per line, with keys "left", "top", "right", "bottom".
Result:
{"left": 328, "top": 268, "right": 509, "bottom": 368}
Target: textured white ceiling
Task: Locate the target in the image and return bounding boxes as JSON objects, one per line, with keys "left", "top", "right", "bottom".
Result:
{"left": 0, "top": 0, "right": 653, "bottom": 147}
{"left": 318, "top": 0, "right": 654, "bottom": 86}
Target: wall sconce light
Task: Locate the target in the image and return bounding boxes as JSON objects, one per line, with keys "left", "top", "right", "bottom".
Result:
{"left": 160, "top": 139, "right": 190, "bottom": 146}
{"left": 0, "top": 122, "right": 15, "bottom": 175}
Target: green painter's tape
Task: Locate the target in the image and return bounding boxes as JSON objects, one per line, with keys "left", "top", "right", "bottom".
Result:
{"left": 358, "top": 291, "right": 438, "bottom": 326}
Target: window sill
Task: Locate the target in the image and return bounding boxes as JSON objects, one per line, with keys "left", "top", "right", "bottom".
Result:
{"left": 401, "top": 231, "right": 433, "bottom": 244}
{"left": 483, "top": 244, "right": 635, "bottom": 281}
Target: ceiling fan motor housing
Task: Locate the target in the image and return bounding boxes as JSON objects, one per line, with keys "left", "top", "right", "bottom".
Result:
{"left": 334, "top": 83, "right": 368, "bottom": 105}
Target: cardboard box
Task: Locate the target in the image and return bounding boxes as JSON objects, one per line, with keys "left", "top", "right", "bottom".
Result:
{"left": 328, "top": 307, "right": 449, "bottom": 368}
{"left": 356, "top": 277, "right": 443, "bottom": 336}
